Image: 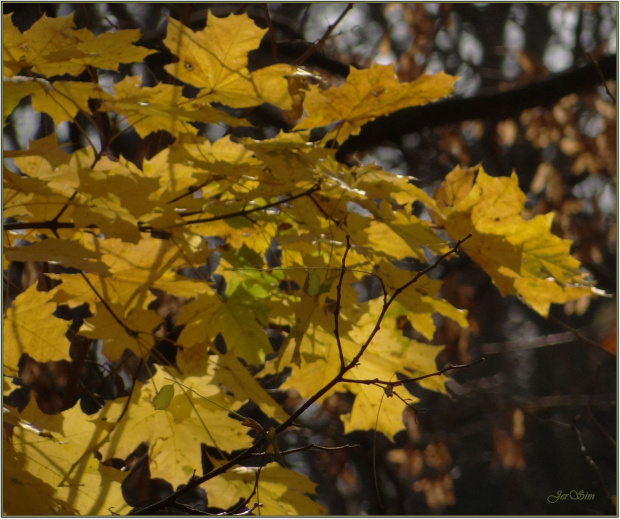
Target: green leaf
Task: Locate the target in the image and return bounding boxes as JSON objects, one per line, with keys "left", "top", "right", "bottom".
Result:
{"left": 153, "top": 384, "right": 175, "bottom": 410}
{"left": 303, "top": 269, "right": 321, "bottom": 296}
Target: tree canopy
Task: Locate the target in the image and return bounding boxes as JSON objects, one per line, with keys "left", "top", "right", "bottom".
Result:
{"left": 3, "top": 4, "right": 616, "bottom": 516}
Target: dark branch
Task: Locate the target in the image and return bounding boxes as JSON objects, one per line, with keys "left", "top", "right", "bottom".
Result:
{"left": 334, "top": 235, "right": 351, "bottom": 369}
{"left": 3, "top": 220, "right": 75, "bottom": 231}
{"left": 254, "top": 442, "right": 360, "bottom": 457}
{"left": 341, "top": 358, "right": 486, "bottom": 388}
{"left": 171, "top": 182, "right": 321, "bottom": 227}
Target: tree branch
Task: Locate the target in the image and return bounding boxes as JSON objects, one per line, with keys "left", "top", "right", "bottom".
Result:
{"left": 334, "top": 235, "right": 351, "bottom": 369}
{"left": 169, "top": 182, "right": 321, "bottom": 227}
{"left": 274, "top": 233, "right": 472, "bottom": 436}
{"left": 341, "top": 358, "right": 485, "bottom": 388}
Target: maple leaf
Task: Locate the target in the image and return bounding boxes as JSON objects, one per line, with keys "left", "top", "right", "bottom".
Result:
{"left": 3, "top": 134, "right": 70, "bottom": 168}
{"left": 163, "top": 14, "right": 292, "bottom": 110}
{"left": 3, "top": 13, "right": 154, "bottom": 78}
{"left": 99, "top": 369, "right": 254, "bottom": 490}
{"left": 4, "top": 435, "right": 80, "bottom": 516}
{"left": 80, "top": 302, "right": 161, "bottom": 361}
{"left": 99, "top": 76, "right": 249, "bottom": 138}
{"left": 432, "top": 165, "right": 599, "bottom": 316}
{"left": 277, "top": 296, "right": 449, "bottom": 441}
{"left": 6, "top": 78, "right": 111, "bottom": 125}
{"left": 3, "top": 284, "right": 71, "bottom": 374}
{"left": 210, "top": 464, "right": 326, "bottom": 515}
{"left": 7, "top": 401, "right": 129, "bottom": 515}
{"left": 177, "top": 284, "right": 273, "bottom": 367}
{"left": 377, "top": 259, "right": 469, "bottom": 339}
{"left": 294, "top": 64, "right": 457, "bottom": 143}
{"left": 5, "top": 238, "right": 109, "bottom": 276}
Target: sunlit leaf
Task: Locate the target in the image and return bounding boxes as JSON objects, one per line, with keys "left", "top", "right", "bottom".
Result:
{"left": 163, "top": 14, "right": 292, "bottom": 109}
{"left": 433, "top": 165, "right": 598, "bottom": 316}
{"left": 294, "top": 64, "right": 456, "bottom": 143}
{"left": 3, "top": 284, "right": 71, "bottom": 374}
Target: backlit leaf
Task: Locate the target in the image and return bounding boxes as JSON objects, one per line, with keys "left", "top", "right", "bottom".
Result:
{"left": 3, "top": 284, "right": 71, "bottom": 374}
{"left": 294, "top": 64, "right": 456, "bottom": 143}
{"left": 433, "top": 165, "right": 598, "bottom": 316}
{"left": 163, "top": 14, "right": 292, "bottom": 109}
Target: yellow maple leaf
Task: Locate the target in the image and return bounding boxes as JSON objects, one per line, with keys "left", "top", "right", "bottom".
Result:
{"left": 4, "top": 435, "right": 80, "bottom": 516}
{"left": 7, "top": 401, "right": 129, "bottom": 515}
{"left": 176, "top": 345, "right": 290, "bottom": 423}
{"left": 99, "top": 369, "right": 253, "bottom": 489}
{"left": 163, "top": 14, "right": 292, "bottom": 110}
{"left": 210, "top": 464, "right": 326, "bottom": 515}
{"left": 80, "top": 301, "right": 160, "bottom": 361}
{"left": 100, "top": 76, "right": 249, "bottom": 138}
{"left": 177, "top": 285, "right": 273, "bottom": 367}
{"left": 376, "top": 259, "right": 469, "bottom": 339}
{"left": 3, "top": 134, "right": 70, "bottom": 168}
{"left": 279, "top": 297, "right": 448, "bottom": 441}
{"left": 14, "top": 79, "right": 110, "bottom": 125}
{"left": 3, "top": 284, "right": 71, "bottom": 374}
{"left": 5, "top": 239, "right": 110, "bottom": 276}
{"left": 433, "top": 165, "right": 598, "bottom": 316}
{"left": 294, "top": 64, "right": 456, "bottom": 143}
{"left": 3, "top": 13, "right": 154, "bottom": 78}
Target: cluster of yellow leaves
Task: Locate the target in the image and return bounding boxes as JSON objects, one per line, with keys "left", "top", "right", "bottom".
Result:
{"left": 3, "top": 10, "right": 599, "bottom": 516}
{"left": 431, "top": 165, "right": 599, "bottom": 316}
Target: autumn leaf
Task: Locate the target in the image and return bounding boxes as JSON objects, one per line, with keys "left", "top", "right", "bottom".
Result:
{"left": 3, "top": 284, "right": 71, "bottom": 374}
{"left": 99, "top": 369, "right": 253, "bottom": 489}
{"left": 7, "top": 401, "right": 129, "bottom": 515}
{"left": 210, "top": 463, "right": 326, "bottom": 515}
{"left": 3, "top": 133, "right": 70, "bottom": 168}
{"left": 99, "top": 76, "right": 249, "bottom": 138}
{"left": 80, "top": 302, "right": 161, "bottom": 360}
{"left": 294, "top": 64, "right": 457, "bottom": 143}
{"left": 177, "top": 283, "right": 273, "bottom": 366}
{"left": 176, "top": 346, "right": 290, "bottom": 423}
{"left": 17, "top": 79, "right": 111, "bottom": 126}
{"left": 432, "top": 165, "right": 598, "bottom": 316}
{"left": 163, "top": 14, "right": 292, "bottom": 109}
{"left": 4, "top": 435, "right": 80, "bottom": 516}
{"left": 5, "top": 238, "right": 110, "bottom": 275}
{"left": 3, "top": 13, "right": 154, "bottom": 78}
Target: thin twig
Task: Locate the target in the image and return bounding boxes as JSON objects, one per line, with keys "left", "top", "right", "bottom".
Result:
{"left": 135, "top": 234, "right": 471, "bottom": 514}
{"left": 169, "top": 183, "right": 321, "bottom": 227}
{"left": 334, "top": 235, "right": 351, "bottom": 369}
{"left": 262, "top": 4, "right": 278, "bottom": 63}
{"left": 586, "top": 52, "right": 616, "bottom": 103}
{"left": 51, "top": 190, "right": 78, "bottom": 225}
{"left": 573, "top": 425, "right": 613, "bottom": 506}
{"left": 293, "top": 4, "right": 353, "bottom": 67}
{"left": 3, "top": 220, "right": 76, "bottom": 232}
{"left": 549, "top": 315, "right": 611, "bottom": 356}
{"left": 254, "top": 442, "right": 360, "bottom": 457}
{"left": 274, "top": 234, "right": 471, "bottom": 436}
{"left": 341, "top": 358, "right": 485, "bottom": 388}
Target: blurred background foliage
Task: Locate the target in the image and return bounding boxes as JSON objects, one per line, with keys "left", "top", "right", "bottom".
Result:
{"left": 3, "top": 3, "right": 616, "bottom": 515}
